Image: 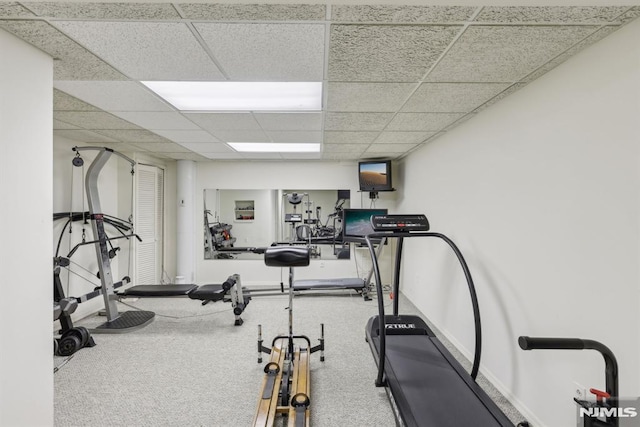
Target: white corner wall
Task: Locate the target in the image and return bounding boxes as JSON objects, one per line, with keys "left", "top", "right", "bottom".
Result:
{"left": 0, "top": 29, "right": 53, "bottom": 426}
{"left": 397, "top": 18, "right": 640, "bottom": 427}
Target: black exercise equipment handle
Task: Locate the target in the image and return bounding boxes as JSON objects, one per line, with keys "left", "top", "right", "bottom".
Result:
{"left": 518, "top": 336, "right": 619, "bottom": 401}
{"left": 66, "top": 233, "right": 142, "bottom": 258}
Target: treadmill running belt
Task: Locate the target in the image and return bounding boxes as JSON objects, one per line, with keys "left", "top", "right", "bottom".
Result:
{"left": 372, "top": 335, "right": 513, "bottom": 427}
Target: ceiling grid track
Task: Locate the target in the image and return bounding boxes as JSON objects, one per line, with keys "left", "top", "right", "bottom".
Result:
{"left": 1, "top": 2, "right": 638, "bottom": 161}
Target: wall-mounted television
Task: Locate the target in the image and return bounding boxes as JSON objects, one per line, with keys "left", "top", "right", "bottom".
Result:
{"left": 358, "top": 160, "right": 392, "bottom": 192}
{"left": 342, "top": 208, "right": 388, "bottom": 243}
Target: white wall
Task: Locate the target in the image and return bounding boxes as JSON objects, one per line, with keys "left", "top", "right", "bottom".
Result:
{"left": 0, "top": 29, "right": 53, "bottom": 426}
{"left": 196, "top": 161, "right": 396, "bottom": 284}
{"left": 397, "top": 18, "right": 640, "bottom": 427}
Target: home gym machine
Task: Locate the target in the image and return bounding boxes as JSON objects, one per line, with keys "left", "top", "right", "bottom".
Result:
{"left": 363, "top": 214, "right": 519, "bottom": 427}
{"left": 53, "top": 209, "right": 140, "bottom": 352}
{"left": 519, "top": 336, "right": 625, "bottom": 427}
{"left": 253, "top": 246, "right": 325, "bottom": 427}
{"left": 69, "top": 146, "right": 155, "bottom": 332}
{"left": 70, "top": 146, "right": 249, "bottom": 332}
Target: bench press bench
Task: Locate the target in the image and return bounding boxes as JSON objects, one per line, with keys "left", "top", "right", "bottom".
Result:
{"left": 116, "top": 274, "right": 250, "bottom": 326}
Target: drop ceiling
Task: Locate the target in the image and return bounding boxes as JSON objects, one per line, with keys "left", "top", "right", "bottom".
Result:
{"left": 1, "top": 2, "right": 638, "bottom": 161}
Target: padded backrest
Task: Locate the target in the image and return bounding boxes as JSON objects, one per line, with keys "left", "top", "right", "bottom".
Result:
{"left": 264, "top": 246, "right": 310, "bottom": 267}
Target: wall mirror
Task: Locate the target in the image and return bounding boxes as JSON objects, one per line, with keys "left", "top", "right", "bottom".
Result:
{"left": 204, "top": 189, "right": 351, "bottom": 260}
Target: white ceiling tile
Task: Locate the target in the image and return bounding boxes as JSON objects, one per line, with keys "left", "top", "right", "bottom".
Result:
{"left": 322, "top": 152, "right": 363, "bottom": 160}
{"left": 325, "top": 113, "right": 393, "bottom": 131}
{"left": 54, "top": 89, "right": 100, "bottom": 111}
{"left": 151, "top": 130, "right": 220, "bottom": 143}
{"left": 443, "top": 113, "right": 476, "bottom": 131}
{"left": 522, "top": 26, "right": 618, "bottom": 82}
{"left": 241, "top": 153, "right": 284, "bottom": 160}
{"left": 178, "top": 4, "right": 326, "bottom": 21}
{"left": 332, "top": 5, "right": 476, "bottom": 23}
{"left": 54, "top": 111, "right": 140, "bottom": 129}
{"left": 195, "top": 23, "right": 325, "bottom": 80}
{"left": 0, "top": 3, "right": 35, "bottom": 17}
{"left": 25, "top": 3, "right": 181, "bottom": 20}
{"left": 324, "top": 132, "right": 378, "bottom": 145}
{"left": 184, "top": 113, "right": 262, "bottom": 132}
{"left": 473, "top": 85, "right": 526, "bottom": 112}
{"left": 401, "top": 83, "right": 511, "bottom": 113}
{"left": 281, "top": 153, "right": 322, "bottom": 160}
{"left": 53, "top": 120, "right": 80, "bottom": 130}
{"left": 211, "top": 130, "right": 270, "bottom": 143}
{"left": 361, "top": 154, "right": 401, "bottom": 161}
{"left": 329, "top": 25, "right": 462, "bottom": 81}
{"left": 254, "top": 113, "right": 323, "bottom": 131}
{"left": 0, "top": 20, "right": 125, "bottom": 80}
{"left": 386, "top": 113, "right": 463, "bottom": 131}
{"left": 200, "top": 152, "right": 246, "bottom": 160}
{"left": 366, "top": 143, "right": 417, "bottom": 153}
{"left": 426, "top": 25, "right": 598, "bottom": 82}
{"left": 475, "top": 6, "right": 631, "bottom": 24}
{"left": 94, "top": 129, "right": 170, "bottom": 143}
{"left": 177, "top": 142, "right": 234, "bottom": 153}
{"left": 618, "top": 7, "right": 640, "bottom": 24}
{"left": 374, "top": 132, "right": 436, "bottom": 144}
{"left": 327, "top": 82, "right": 417, "bottom": 112}
{"left": 131, "top": 142, "right": 191, "bottom": 153}
{"left": 54, "top": 81, "right": 173, "bottom": 112}
{"left": 111, "top": 112, "right": 200, "bottom": 131}
{"left": 323, "top": 144, "right": 367, "bottom": 154}
{"left": 53, "top": 129, "right": 119, "bottom": 143}
{"left": 266, "top": 131, "right": 322, "bottom": 143}
{"left": 54, "top": 21, "right": 223, "bottom": 80}
{"left": 93, "top": 142, "right": 139, "bottom": 152}
{"left": 162, "top": 152, "right": 210, "bottom": 161}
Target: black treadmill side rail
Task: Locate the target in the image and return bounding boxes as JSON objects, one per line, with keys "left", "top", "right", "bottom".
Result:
{"left": 366, "top": 315, "right": 514, "bottom": 427}
{"left": 392, "top": 237, "right": 403, "bottom": 317}
{"left": 364, "top": 230, "right": 483, "bottom": 386}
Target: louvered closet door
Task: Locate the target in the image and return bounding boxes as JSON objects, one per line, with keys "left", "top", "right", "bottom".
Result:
{"left": 135, "top": 164, "right": 164, "bottom": 285}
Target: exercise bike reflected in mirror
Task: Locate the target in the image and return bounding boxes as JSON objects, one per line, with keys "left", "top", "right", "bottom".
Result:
{"left": 204, "top": 189, "right": 351, "bottom": 260}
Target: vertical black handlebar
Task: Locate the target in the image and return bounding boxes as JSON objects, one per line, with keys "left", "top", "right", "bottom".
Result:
{"left": 518, "top": 336, "right": 619, "bottom": 401}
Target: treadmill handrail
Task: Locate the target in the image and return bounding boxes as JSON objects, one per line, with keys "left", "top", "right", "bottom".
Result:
{"left": 364, "top": 230, "right": 483, "bottom": 386}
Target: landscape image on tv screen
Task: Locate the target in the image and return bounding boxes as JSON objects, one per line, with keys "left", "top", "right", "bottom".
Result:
{"left": 344, "top": 209, "right": 387, "bottom": 239}
{"left": 359, "top": 162, "right": 388, "bottom": 189}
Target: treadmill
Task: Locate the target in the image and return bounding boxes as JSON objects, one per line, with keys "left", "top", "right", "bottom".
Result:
{"left": 363, "top": 214, "right": 514, "bottom": 427}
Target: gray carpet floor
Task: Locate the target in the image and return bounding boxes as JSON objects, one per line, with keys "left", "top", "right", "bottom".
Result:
{"left": 54, "top": 289, "right": 527, "bottom": 426}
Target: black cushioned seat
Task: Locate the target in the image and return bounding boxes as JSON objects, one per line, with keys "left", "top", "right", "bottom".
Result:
{"left": 119, "top": 284, "right": 198, "bottom": 297}
{"left": 187, "top": 284, "right": 227, "bottom": 301}
{"left": 264, "top": 246, "right": 310, "bottom": 267}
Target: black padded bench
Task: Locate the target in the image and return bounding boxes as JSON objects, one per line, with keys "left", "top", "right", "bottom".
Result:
{"left": 118, "top": 284, "right": 229, "bottom": 302}
{"left": 115, "top": 276, "right": 250, "bottom": 325}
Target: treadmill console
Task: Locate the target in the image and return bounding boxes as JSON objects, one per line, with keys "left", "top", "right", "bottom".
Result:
{"left": 370, "top": 214, "right": 430, "bottom": 232}
{"left": 285, "top": 213, "right": 302, "bottom": 223}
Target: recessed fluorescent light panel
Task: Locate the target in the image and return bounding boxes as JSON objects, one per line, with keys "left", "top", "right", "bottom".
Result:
{"left": 141, "top": 81, "right": 322, "bottom": 111}
{"left": 228, "top": 142, "right": 320, "bottom": 153}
